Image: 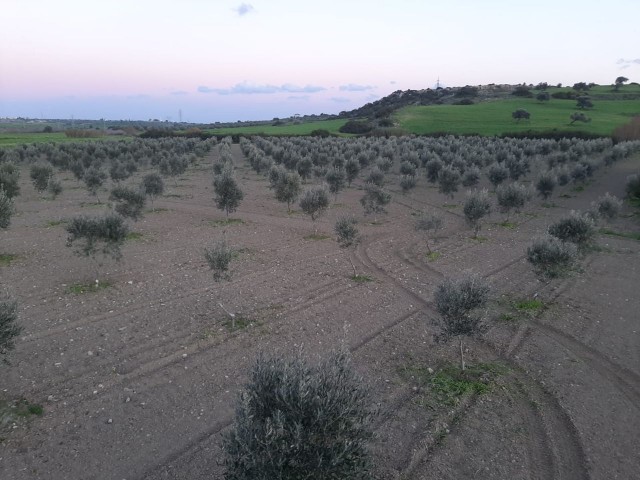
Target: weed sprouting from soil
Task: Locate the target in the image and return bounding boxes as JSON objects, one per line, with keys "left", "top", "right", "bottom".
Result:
{"left": 426, "top": 251, "right": 441, "bottom": 261}
{"left": 351, "top": 274, "right": 373, "bottom": 283}
{"left": 65, "top": 281, "right": 113, "bottom": 294}
{"left": 210, "top": 218, "right": 244, "bottom": 228}
{"left": 497, "top": 221, "right": 517, "bottom": 229}
{"left": 1, "top": 397, "right": 44, "bottom": 431}
{"left": 514, "top": 298, "right": 545, "bottom": 312}
{"left": 599, "top": 228, "right": 640, "bottom": 241}
{"left": 304, "top": 233, "right": 330, "bottom": 241}
{"left": 125, "top": 232, "right": 144, "bottom": 241}
{"left": 401, "top": 363, "right": 507, "bottom": 408}
{"left": 0, "top": 254, "right": 19, "bottom": 267}
{"left": 46, "top": 219, "right": 67, "bottom": 227}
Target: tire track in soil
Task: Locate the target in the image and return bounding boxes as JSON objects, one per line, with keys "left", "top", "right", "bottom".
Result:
{"left": 30, "top": 279, "right": 357, "bottom": 406}
{"left": 357, "top": 232, "right": 589, "bottom": 480}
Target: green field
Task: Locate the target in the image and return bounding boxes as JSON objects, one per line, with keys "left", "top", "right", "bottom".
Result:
{"left": 395, "top": 87, "right": 640, "bottom": 137}
{"left": 205, "top": 118, "right": 348, "bottom": 136}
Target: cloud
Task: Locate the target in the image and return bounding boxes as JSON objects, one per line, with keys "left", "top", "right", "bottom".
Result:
{"left": 198, "top": 82, "right": 326, "bottom": 95}
{"left": 234, "top": 3, "right": 254, "bottom": 16}
{"left": 287, "top": 95, "right": 310, "bottom": 101}
{"left": 339, "top": 83, "right": 374, "bottom": 92}
{"left": 390, "top": 81, "right": 396, "bottom": 85}
{"left": 170, "top": 90, "right": 188, "bottom": 96}
{"left": 616, "top": 58, "right": 640, "bottom": 68}
{"left": 330, "top": 97, "right": 351, "bottom": 103}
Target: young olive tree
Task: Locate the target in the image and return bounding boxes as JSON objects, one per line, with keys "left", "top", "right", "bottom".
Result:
{"left": 536, "top": 171, "right": 557, "bottom": 200}
{"left": 325, "top": 167, "right": 346, "bottom": 200}
{"left": 1, "top": 296, "right": 22, "bottom": 362}
{"left": 414, "top": 211, "right": 444, "bottom": 254}
{"left": 222, "top": 350, "right": 374, "bottom": 480}
{"left": 434, "top": 273, "right": 490, "bottom": 371}
{"left": 110, "top": 186, "right": 147, "bottom": 221}
{"left": 213, "top": 167, "right": 244, "bottom": 217}
{"left": 83, "top": 166, "right": 108, "bottom": 202}
{"left": 548, "top": 211, "right": 596, "bottom": 250}
{"left": 48, "top": 178, "right": 63, "bottom": 199}
{"left": 30, "top": 163, "right": 53, "bottom": 193}
{"left": 345, "top": 158, "right": 360, "bottom": 186}
{"left": 496, "top": 182, "right": 530, "bottom": 221}
{"left": 360, "top": 183, "right": 391, "bottom": 222}
{"left": 527, "top": 235, "right": 578, "bottom": 279}
{"left": 204, "top": 239, "right": 235, "bottom": 282}
{"left": 65, "top": 213, "right": 129, "bottom": 264}
{"left": 335, "top": 216, "right": 359, "bottom": 277}
{"left": 0, "top": 163, "right": 20, "bottom": 199}
{"left": 0, "top": 189, "right": 14, "bottom": 229}
{"left": 299, "top": 185, "right": 330, "bottom": 232}
{"left": 438, "top": 165, "right": 461, "bottom": 199}
{"left": 275, "top": 171, "right": 302, "bottom": 213}
{"left": 141, "top": 173, "right": 164, "bottom": 208}
{"left": 487, "top": 162, "right": 509, "bottom": 189}
{"left": 463, "top": 189, "right": 491, "bottom": 238}
{"left": 592, "top": 193, "right": 622, "bottom": 222}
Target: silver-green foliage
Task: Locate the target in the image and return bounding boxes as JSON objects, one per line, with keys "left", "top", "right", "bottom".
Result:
{"left": 593, "top": 193, "right": 622, "bottom": 221}
{"left": 0, "top": 297, "right": 21, "bottom": 360}
{"left": 30, "top": 163, "right": 53, "bottom": 192}
{"left": 0, "top": 163, "right": 20, "bottom": 199}
{"left": 110, "top": 185, "right": 147, "bottom": 221}
{"left": 434, "top": 274, "right": 490, "bottom": 371}
{"left": 65, "top": 213, "right": 129, "bottom": 261}
{"left": 213, "top": 167, "right": 244, "bottom": 217}
{"left": 414, "top": 212, "right": 443, "bottom": 253}
{"left": 536, "top": 171, "right": 557, "bottom": 200}
{"left": 463, "top": 189, "right": 491, "bottom": 237}
{"left": 275, "top": 171, "right": 302, "bottom": 212}
{"left": 548, "top": 211, "right": 595, "bottom": 248}
{"left": 438, "top": 165, "right": 461, "bottom": 198}
{"left": 204, "top": 239, "right": 234, "bottom": 281}
{"left": 222, "top": 350, "right": 374, "bottom": 480}
{"left": 496, "top": 182, "right": 530, "bottom": 219}
{"left": 527, "top": 235, "right": 578, "bottom": 278}
{"left": 360, "top": 183, "right": 391, "bottom": 218}
{"left": 0, "top": 189, "right": 14, "bottom": 229}
{"left": 299, "top": 185, "right": 330, "bottom": 221}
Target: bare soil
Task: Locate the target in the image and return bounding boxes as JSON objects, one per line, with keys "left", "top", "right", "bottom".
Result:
{"left": 1, "top": 146, "right": 638, "bottom": 480}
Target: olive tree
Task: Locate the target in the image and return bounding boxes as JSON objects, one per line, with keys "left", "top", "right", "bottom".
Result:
{"left": 345, "top": 158, "right": 360, "bottom": 186}
{"left": 30, "top": 163, "right": 53, "bottom": 193}
{"left": 512, "top": 109, "right": 530, "bottom": 122}
{"left": 0, "top": 189, "right": 14, "bottom": 229}
{"left": 433, "top": 273, "right": 490, "bottom": 371}
{"left": 299, "top": 185, "right": 330, "bottom": 232}
{"left": 325, "top": 167, "right": 346, "bottom": 200}
{"left": 65, "top": 213, "right": 129, "bottom": 263}
{"left": 1, "top": 296, "right": 21, "bottom": 362}
{"left": 204, "top": 239, "right": 234, "bottom": 282}
{"left": 213, "top": 167, "right": 244, "bottom": 217}
{"left": 0, "top": 163, "right": 20, "bottom": 199}
{"left": 141, "top": 173, "right": 164, "bottom": 208}
{"left": 275, "top": 171, "right": 302, "bottom": 213}
{"left": 496, "top": 182, "right": 530, "bottom": 221}
{"left": 463, "top": 189, "right": 491, "bottom": 238}
{"left": 438, "top": 165, "right": 461, "bottom": 199}
{"left": 527, "top": 235, "right": 578, "bottom": 279}
{"left": 83, "top": 166, "right": 108, "bottom": 202}
{"left": 110, "top": 186, "right": 147, "bottom": 221}
{"left": 487, "top": 162, "right": 509, "bottom": 189}
{"left": 414, "top": 211, "right": 443, "bottom": 254}
{"left": 614, "top": 76, "right": 628, "bottom": 91}
{"left": 592, "top": 193, "right": 622, "bottom": 222}
{"left": 360, "top": 183, "right": 391, "bottom": 221}
{"left": 221, "top": 350, "right": 374, "bottom": 480}
{"left": 335, "top": 216, "right": 360, "bottom": 277}
{"left": 548, "top": 211, "right": 595, "bottom": 250}
{"left": 535, "top": 171, "right": 557, "bottom": 200}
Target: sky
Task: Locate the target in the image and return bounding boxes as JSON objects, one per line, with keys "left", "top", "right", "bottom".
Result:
{"left": 1, "top": 0, "right": 639, "bottom": 123}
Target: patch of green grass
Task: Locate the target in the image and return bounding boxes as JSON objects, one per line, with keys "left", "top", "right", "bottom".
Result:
{"left": 426, "top": 251, "right": 441, "bottom": 261}
{"left": 395, "top": 91, "right": 640, "bottom": 136}
{"left": 498, "top": 312, "right": 516, "bottom": 323}
{"left": 145, "top": 207, "right": 169, "bottom": 213}
{"left": 351, "top": 274, "right": 373, "bottom": 283}
{"left": 304, "top": 233, "right": 330, "bottom": 241}
{"left": 599, "top": 228, "right": 640, "bottom": 241}
{"left": 65, "top": 280, "right": 113, "bottom": 294}
{"left": 224, "top": 315, "right": 260, "bottom": 332}
{"left": 210, "top": 218, "right": 245, "bottom": 227}
{"left": 163, "top": 193, "right": 183, "bottom": 198}
{"left": 628, "top": 197, "right": 640, "bottom": 209}
{"left": 46, "top": 219, "right": 67, "bottom": 227}
{"left": 401, "top": 363, "right": 507, "bottom": 408}
{"left": 0, "top": 398, "right": 44, "bottom": 428}
{"left": 514, "top": 298, "right": 545, "bottom": 312}
{"left": 0, "top": 254, "right": 19, "bottom": 267}
{"left": 125, "top": 232, "right": 144, "bottom": 241}
{"left": 470, "top": 235, "right": 488, "bottom": 243}
{"left": 497, "top": 221, "right": 517, "bottom": 229}
{"left": 442, "top": 203, "right": 459, "bottom": 209}
{"left": 572, "top": 184, "right": 586, "bottom": 192}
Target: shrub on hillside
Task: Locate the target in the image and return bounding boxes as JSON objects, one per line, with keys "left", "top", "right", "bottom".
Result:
{"left": 339, "top": 120, "right": 373, "bottom": 134}
{"left": 548, "top": 211, "right": 595, "bottom": 249}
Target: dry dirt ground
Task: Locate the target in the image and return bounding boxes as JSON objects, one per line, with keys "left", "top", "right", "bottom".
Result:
{"left": 1, "top": 145, "right": 638, "bottom": 480}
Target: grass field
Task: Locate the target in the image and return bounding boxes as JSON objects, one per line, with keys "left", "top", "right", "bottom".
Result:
{"left": 395, "top": 86, "right": 640, "bottom": 137}
{"left": 205, "top": 118, "right": 348, "bottom": 136}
